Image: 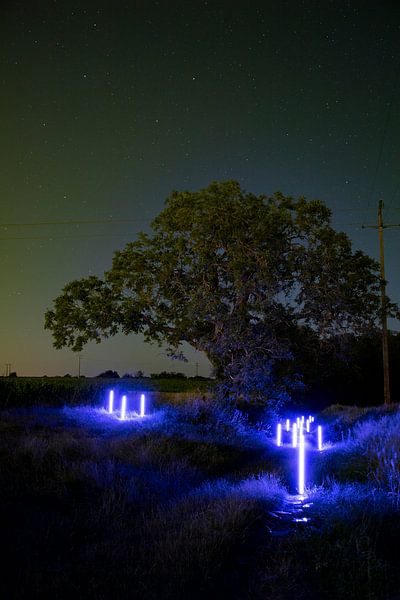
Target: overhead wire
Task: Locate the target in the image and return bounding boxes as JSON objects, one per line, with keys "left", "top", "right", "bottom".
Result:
{"left": 0, "top": 218, "right": 150, "bottom": 227}
{"left": 367, "top": 57, "right": 400, "bottom": 206}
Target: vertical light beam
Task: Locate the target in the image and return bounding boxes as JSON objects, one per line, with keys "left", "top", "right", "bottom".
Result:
{"left": 140, "top": 393, "right": 146, "bottom": 417}
{"left": 306, "top": 419, "right": 310, "bottom": 433}
{"left": 108, "top": 389, "right": 114, "bottom": 414}
{"left": 318, "top": 425, "right": 323, "bottom": 450}
{"left": 277, "top": 423, "right": 282, "bottom": 446}
{"left": 286, "top": 418, "right": 290, "bottom": 432}
{"left": 298, "top": 432, "right": 305, "bottom": 495}
{"left": 121, "top": 394, "right": 127, "bottom": 420}
{"left": 292, "top": 423, "right": 297, "bottom": 448}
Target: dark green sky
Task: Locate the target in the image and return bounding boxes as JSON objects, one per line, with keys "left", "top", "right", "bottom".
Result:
{"left": 1, "top": 1, "right": 399, "bottom": 377}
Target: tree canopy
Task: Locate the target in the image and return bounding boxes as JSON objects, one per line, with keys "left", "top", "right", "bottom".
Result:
{"left": 45, "top": 181, "right": 396, "bottom": 403}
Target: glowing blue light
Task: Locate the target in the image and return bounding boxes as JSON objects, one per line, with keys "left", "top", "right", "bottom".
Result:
{"left": 276, "top": 423, "right": 282, "bottom": 446}
{"left": 286, "top": 418, "right": 290, "bottom": 432}
{"left": 120, "top": 394, "right": 127, "bottom": 420}
{"left": 108, "top": 390, "right": 114, "bottom": 414}
{"left": 306, "top": 419, "right": 310, "bottom": 433}
{"left": 296, "top": 417, "right": 300, "bottom": 428}
{"left": 140, "top": 393, "right": 146, "bottom": 417}
{"left": 318, "top": 425, "right": 323, "bottom": 450}
{"left": 298, "top": 432, "right": 305, "bottom": 495}
{"left": 292, "top": 422, "right": 297, "bottom": 448}
{"left": 301, "top": 415, "right": 305, "bottom": 423}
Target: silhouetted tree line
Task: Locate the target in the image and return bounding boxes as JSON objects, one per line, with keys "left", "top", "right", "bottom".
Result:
{"left": 291, "top": 330, "right": 400, "bottom": 409}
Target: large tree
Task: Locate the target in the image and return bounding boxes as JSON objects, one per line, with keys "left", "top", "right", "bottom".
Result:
{"left": 45, "top": 181, "right": 395, "bottom": 403}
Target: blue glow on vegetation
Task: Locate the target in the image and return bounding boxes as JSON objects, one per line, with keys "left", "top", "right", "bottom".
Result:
{"left": 292, "top": 422, "right": 297, "bottom": 448}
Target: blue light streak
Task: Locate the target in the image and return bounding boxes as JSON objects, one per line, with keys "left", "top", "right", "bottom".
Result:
{"left": 140, "top": 393, "right": 146, "bottom": 417}
{"left": 298, "top": 431, "right": 305, "bottom": 495}
{"left": 286, "top": 418, "right": 290, "bottom": 432}
{"left": 120, "top": 394, "right": 127, "bottom": 420}
{"left": 318, "top": 425, "right": 323, "bottom": 450}
{"left": 108, "top": 389, "right": 114, "bottom": 414}
{"left": 277, "top": 422, "right": 282, "bottom": 446}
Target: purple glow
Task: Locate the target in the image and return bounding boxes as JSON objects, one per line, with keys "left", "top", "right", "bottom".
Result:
{"left": 120, "top": 395, "right": 127, "bottom": 420}
{"left": 276, "top": 423, "right": 282, "bottom": 446}
{"left": 292, "top": 422, "right": 297, "bottom": 448}
{"left": 286, "top": 418, "right": 290, "bottom": 432}
{"left": 108, "top": 390, "right": 114, "bottom": 414}
{"left": 140, "top": 393, "right": 146, "bottom": 417}
{"left": 318, "top": 425, "right": 323, "bottom": 450}
{"left": 298, "top": 432, "right": 305, "bottom": 495}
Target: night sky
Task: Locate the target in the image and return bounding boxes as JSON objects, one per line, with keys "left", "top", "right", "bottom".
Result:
{"left": 1, "top": 1, "right": 399, "bottom": 377}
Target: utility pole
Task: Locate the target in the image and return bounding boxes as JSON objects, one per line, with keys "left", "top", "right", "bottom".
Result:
{"left": 5, "top": 363, "right": 11, "bottom": 377}
{"left": 362, "top": 200, "right": 400, "bottom": 404}
{"left": 195, "top": 362, "right": 199, "bottom": 377}
{"left": 78, "top": 355, "right": 82, "bottom": 378}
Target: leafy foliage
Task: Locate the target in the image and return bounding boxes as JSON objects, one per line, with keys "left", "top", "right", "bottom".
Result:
{"left": 45, "top": 181, "right": 392, "bottom": 404}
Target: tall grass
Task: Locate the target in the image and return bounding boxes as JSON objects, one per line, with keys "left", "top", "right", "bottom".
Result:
{"left": 0, "top": 406, "right": 286, "bottom": 599}
{"left": 1, "top": 400, "right": 400, "bottom": 599}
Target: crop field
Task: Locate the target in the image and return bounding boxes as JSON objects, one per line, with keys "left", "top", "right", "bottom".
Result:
{"left": 0, "top": 391, "right": 400, "bottom": 599}
{"left": 0, "top": 376, "right": 212, "bottom": 408}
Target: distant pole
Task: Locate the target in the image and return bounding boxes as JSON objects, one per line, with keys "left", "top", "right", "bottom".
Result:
{"left": 362, "top": 200, "right": 400, "bottom": 404}
{"left": 78, "top": 355, "right": 82, "bottom": 378}
{"left": 195, "top": 362, "right": 199, "bottom": 377}
{"left": 5, "top": 363, "right": 11, "bottom": 377}
{"left": 378, "top": 200, "right": 391, "bottom": 405}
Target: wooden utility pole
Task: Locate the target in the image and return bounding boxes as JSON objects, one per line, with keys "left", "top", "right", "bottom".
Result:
{"left": 363, "top": 200, "right": 400, "bottom": 404}
{"left": 377, "top": 200, "right": 391, "bottom": 404}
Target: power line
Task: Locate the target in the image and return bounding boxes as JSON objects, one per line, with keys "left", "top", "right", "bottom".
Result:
{"left": 367, "top": 58, "right": 400, "bottom": 206}
{"left": 0, "top": 218, "right": 150, "bottom": 227}
{"left": 332, "top": 207, "right": 400, "bottom": 212}
{"left": 0, "top": 233, "right": 137, "bottom": 241}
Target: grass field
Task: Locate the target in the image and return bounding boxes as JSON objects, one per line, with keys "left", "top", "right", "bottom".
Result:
{"left": 0, "top": 376, "right": 212, "bottom": 408}
{"left": 1, "top": 395, "right": 399, "bottom": 599}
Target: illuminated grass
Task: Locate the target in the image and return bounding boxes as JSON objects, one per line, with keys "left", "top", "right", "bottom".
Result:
{"left": 1, "top": 402, "right": 400, "bottom": 599}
